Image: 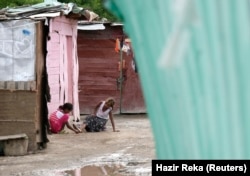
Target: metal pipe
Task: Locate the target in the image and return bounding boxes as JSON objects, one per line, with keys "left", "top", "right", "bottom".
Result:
{"left": 119, "top": 41, "right": 123, "bottom": 114}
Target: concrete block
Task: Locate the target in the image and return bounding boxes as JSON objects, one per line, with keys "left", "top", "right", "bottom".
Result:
{"left": 0, "top": 134, "right": 28, "bottom": 156}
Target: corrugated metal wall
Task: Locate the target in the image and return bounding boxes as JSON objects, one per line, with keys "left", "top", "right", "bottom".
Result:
{"left": 78, "top": 26, "right": 121, "bottom": 114}
{"left": 120, "top": 52, "right": 146, "bottom": 113}
{"left": 77, "top": 25, "right": 145, "bottom": 114}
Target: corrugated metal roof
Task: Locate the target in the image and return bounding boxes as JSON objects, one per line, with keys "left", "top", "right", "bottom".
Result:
{"left": 77, "top": 23, "right": 105, "bottom": 30}
{"left": 0, "top": 2, "right": 98, "bottom": 21}
{"left": 110, "top": 22, "right": 123, "bottom": 26}
{"left": 77, "top": 20, "right": 124, "bottom": 31}
{"left": 29, "top": 12, "right": 61, "bottom": 18}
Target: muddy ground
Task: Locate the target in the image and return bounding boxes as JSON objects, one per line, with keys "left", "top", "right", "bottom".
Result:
{"left": 0, "top": 115, "right": 155, "bottom": 176}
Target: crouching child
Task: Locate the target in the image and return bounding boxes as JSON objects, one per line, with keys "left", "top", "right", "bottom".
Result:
{"left": 49, "top": 103, "right": 81, "bottom": 134}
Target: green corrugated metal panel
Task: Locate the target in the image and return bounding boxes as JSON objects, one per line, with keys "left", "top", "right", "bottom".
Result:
{"left": 105, "top": 0, "right": 250, "bottom": 159}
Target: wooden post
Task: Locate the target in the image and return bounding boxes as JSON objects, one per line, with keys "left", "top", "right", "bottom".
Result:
{"left": 119, "top": 39, "right": 123, "bottom": 114}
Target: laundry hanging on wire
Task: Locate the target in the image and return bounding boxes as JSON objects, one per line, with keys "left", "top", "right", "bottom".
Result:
{"left": 115, "top": 37, "right": 138, "bottom": 73}
{"left": 115, "top": 38, "right": 131, "bottom": 55}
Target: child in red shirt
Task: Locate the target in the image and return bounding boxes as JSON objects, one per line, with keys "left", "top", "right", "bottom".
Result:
{"left": 49, "top": 103, "right": 80, "bottom": 134}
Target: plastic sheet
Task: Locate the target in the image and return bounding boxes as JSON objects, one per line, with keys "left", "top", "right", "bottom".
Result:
{"left": 105, "top": 0, "right": 250, "bottom": 159}
{"left": 0, "top": 20, "right": 35, "bottom": 81}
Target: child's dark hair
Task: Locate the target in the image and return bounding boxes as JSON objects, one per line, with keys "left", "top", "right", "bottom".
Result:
{"left": 59, "top": 103, "right": 73, "bottom": 111}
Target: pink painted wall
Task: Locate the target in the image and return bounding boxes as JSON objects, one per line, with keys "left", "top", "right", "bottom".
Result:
{"left": 46, "top": 16, "right": 80, "bottom": 120}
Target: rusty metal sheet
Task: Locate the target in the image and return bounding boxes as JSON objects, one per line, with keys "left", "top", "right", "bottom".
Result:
{"left": 78, "top": 40, "right": 120, "bottom": 113}
{"left": 120, "top": 54, "right": 146, "bottom": 113}
{"left": 78, "top": 25, "right": 145, "bottom": 114}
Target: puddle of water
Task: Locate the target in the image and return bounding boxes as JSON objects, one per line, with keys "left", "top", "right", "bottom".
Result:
{"left": 63, "top": 165, "right": 125, "bottom": 176}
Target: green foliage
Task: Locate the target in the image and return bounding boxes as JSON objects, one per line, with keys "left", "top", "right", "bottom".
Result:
{"left": 0, "top": 0, "right": 118, "bottom": 21}
{"left": 58, "top": 0, "right": 118, "bottom": 21}
{"left": 0, "top": 0, "right": 42, "bottom": 8}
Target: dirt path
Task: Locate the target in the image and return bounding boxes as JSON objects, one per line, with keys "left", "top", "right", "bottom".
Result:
{"left": 0, "top": 115, "right": 155, "bottom": 176}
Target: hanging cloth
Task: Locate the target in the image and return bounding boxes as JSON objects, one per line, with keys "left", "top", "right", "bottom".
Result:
{"left": 115, "top": 38, "right": 120, "bottom": 53}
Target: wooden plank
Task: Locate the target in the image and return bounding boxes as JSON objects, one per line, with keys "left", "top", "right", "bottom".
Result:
{"left": 35, "top": 21, "right": 45, "bottom": 144}
{"left": 49, "top": 17, "right": 76, "bottom": 36}
{"left": 47, "top": 67, "right": 60, "bottom": 75}
{"left": 81, "top": 85, "right": 116, "bottom": 91}
{"left": 47, "top": 59, "right": 60, "bottom": 68}
{"left": 17, "top": 81, "right": 25, "bottom": 90}
{"left": 50, "top": 32, "right": 60, "bottom": 43}
{"left": 72, "top": 27, "right": 80, "bottom": 121}
{"left": 49, "top": 93, "right": 60, "bottom": 104}
{"left": 66, "top": 36, "right": 73, "bottom": 104}
{"left": 79, "top": 72, "right": 119, "bottom": 78}
{"left": 50, "top": 20, "right": 61, "bottom": 32}
{"left": 47, "top": 41, "right": 60, "bottom": 52}
{"left": 77, "top": 26, "right": 123, "bottom": 40}
{"left": 30, "top": 81, "right": 36, "bottom": 91}
{"left": 80, "top": 63, "right": 118, "bottom": 69}
{"left": 80, "top": 89, "right": 118, "bottom": 95}
{"left": 50, "top": 86, "right": 60, "bottom": 95}
{"left": 59, "top": 34, "right": 65, "bottom": 105}
{"left": 77, "top": 39, "right": 115, "bottom": 47}
{"left": 47, "top": 49, "right": 60, "bottom": 56}
{"left": 54, "top": 16, "right": 76, "bottom": 24}
{"left": 79, "top": 81, "right": 116, "bottom": 86}
{"left": 0, "top": 81, "right": 37, "bottom": 91}
{"left": 0, "top": 133, "right": 27, "bottom": 141}
{"left": 78, "top": 50, "right": 118, "bottom": 58}
{"left": 6, "top": 81, "right": 15, "bottom": 90}
{"left": 80, "top": 58, "right": 119, "bottom": 65}
{"left": 0, "top": 90, "right": 37, "bottom": 120}
{"left": 0, "top": 82, "right": 5, "bottom": 89}
{"left": 63, "top": 36, "right": 69, "bottom": 102}
{"left": 79, "top": 67, "right": 117, "bottom": 73}
{"left": 48, "top": 75, "right": 59, "bottom": 85}
{"left": 26, "top": 81, "right": 31, "bottom": 90}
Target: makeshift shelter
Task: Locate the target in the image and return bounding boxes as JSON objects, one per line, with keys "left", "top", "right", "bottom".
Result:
{"left": 0, "top": 1, "right": 98, "bottom": 152}
{"left": 77, "top": 22, "right": 145, "bottom": 114}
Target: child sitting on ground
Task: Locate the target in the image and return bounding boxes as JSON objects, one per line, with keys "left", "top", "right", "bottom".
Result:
{"left": 49, "top": 103, "right": 81, "bottom": 134}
